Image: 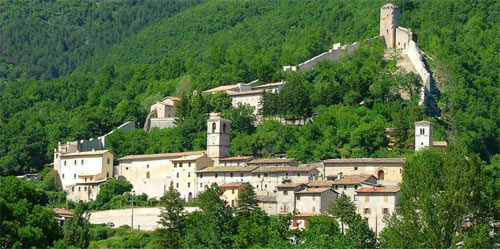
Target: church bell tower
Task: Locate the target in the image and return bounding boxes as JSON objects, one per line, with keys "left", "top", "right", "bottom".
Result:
{"left": 207, "top": 113, "right": 231, "bottom": 162}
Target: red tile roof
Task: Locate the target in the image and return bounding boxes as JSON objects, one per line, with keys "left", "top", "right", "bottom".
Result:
{"left": 356, "top": 186, "right": 400, "bottom": 193}
{"left": 296, "top": 187, "right": 334, "bottom": 194}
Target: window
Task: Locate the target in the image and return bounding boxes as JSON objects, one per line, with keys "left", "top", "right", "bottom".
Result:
{"left": 283, "top": 190, "right": 288, "bottom": 195}
{"left": 84, "top": 187, "right": 87, "bottom": 191}
{"left": 383, "top": 208, "right": 389, "bottom": 215}
{"left": 107, "top": 172, "right": 110, "bottom": 178}
{"left": 188, "top": 182, "right": 191, "bottom": 188}
{"left": 335, "top": 185, "right": 339, "bottom": 190}
{"left": 74, "top": 174, "right": 76, "bottom": 179}
{"left": 297, "top": 173, "right": 301, "bottom": 177}
{"left": 364, "top": 208, "right": 371, "bottom": 215}
{"left": 126, "top": 167, "right": 129, "bottom": 170}
{"left": 257, "top": 185, "right": 259, "bottom": 189}
{"left": 176, "top": 173, "right": 179, "bottom": 178}
{"left": 232, "top": 189, "right": 235, "bottom": 194}
{"left": 85, "top": 177, "right": 87, "bottom": 182}
{"left": 179, "top": 163, "right": 183, "bottom": 168}
{"left": 74, "top": 160, "right": 77, "bottom": 165}
{"left": 62, "top": 174, "right": 65, "bottom": 178}
{"left": 215, "top": 173, "right": 218, "bottom": 178}
{"left": 312, "top": 206, "right": 316, "bottom": 212}
{"left": 377, "top": 170, "right": 385, "bottom": 180}
{"left": 312, "top": 196, "right": 316, "bottom": 201}
{"left": 354, "top": 166, "right": 358, "bottom": 171}
{"left": 264, "top": 173, "right": 268, "bottom": 177}
{"left": 230, "top": 173, "right": 233, "bottom": 177}
{"left": 264, "top": 184, "right": 267, "bottom": 189}
{"left": 212, "top": 123, "right": 216, "bottom": 133}
{"left": 78, "top": 187, "right": 81, "bottom": 191}
{"left": 296, "top": 196, "right": 301, "bottom": 200}
{"left": 355, "top": 185, "right": 358, "bottom": 189}
{"left": 365, "top": 196, "right": 370, "bottom": 202}
{"left": 240, "top": 173, "right": 243, "bottom": 177}
{"left": 176, "top": 183, "right": 179, "bottom": 188}
{"left": 56, "top": 154, "right": 58, "bottom": 158}
{"left": 200, "top": 183, "right": 203, "bottom": 188}
{"left": 81, "top": 159, "right": 84, "bottom": 165}
{"left": 285, "top": 172, "right": 289, "bottom": 179}
{"left": 107, "top": 158, "right": 110, "bottom": 164}
{"left": 231, "top": 200, "right": 235, "bottom": 207}
{"left": 71, "top": 187, "right": 74, "bottom": 191}
{"left": 147, "top": 164, "right": 149, "bottom": 169}
{"left": 384, "top": 195, "right": 389, "bottom": 202}
{"left": 174, "top": 163, "right": 177, "bottom": 168}
{"left": 223, "top": 123, "right": 227, "bottom": 133}
{"left": 146, "top": 172, "right": 150, "bottom": 179}
{"left": 64, "top": 160, "right": 66, "bottom": 166}
{"left": 188, "top": 162, "right": 191, "bottom": 167}
{"left": 237, "top": 162, "right": 240, "bottom": 166}
{"left": 344, "top": 185, "right": 347, "bottom": 190}
{"left": 188, "top": 172, "right": 191, "bottom": 177}
{"left": 257, "top": 174, "right": 261, "bottom": 178}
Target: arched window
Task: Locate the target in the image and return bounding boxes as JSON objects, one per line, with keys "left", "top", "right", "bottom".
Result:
{"left": 188, "top": 192, "right": 193, "bottom": 201}
{"left": 223, "top": 123, "right": 227, "bottom": 133}
{"left": 378, "top": 170, "right": 385, "bottom": 180}
{"left": 146, "top": 172, "right": 150, "bottom": 179}
{"left": 212, "top": 122, "right": 216, "bottom": 133}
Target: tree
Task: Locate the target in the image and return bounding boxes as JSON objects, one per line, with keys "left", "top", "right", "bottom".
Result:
{"left": 379, "top": 149, "right": 496, "bottom": 248}
{"left": 156, "top": 185, "right": 185, "bottom": 249}
{"left": 236, "top": 183, "right": 259, "bottom": 217}
{"left": 298, "top": 215, "right": 341, "bottom": 248}
{"left": 343, "top": 214, "right": 376, "bottom": 249}
{"left": 329, "top": 192, "right": 356, "bottom": 234}
{"left": 94, "top": 179, "right": 133, "bottom": 210}
{"left": 63, "top": 204, "right": 90, "bottom": 249}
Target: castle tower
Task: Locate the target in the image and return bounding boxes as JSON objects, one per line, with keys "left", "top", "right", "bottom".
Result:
{"left": 380, "top": 3, "right": 400, "bottom": 48}
{"left": 415, "top": 121, "right": 433, "bottom": 151}
{"left": 207, "top": 113, "right": 231, "bottom": 163}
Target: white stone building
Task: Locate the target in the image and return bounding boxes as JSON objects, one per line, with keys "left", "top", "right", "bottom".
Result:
{"left": 218, "top": 156, "right": 254, "bottom": 167}
{"left": 323, "top": 158, "right": 404, "bottom": 184}
{"left": 276, "top": 182, "right": 307, "bottom": 213}
{"left": 250, "top": 166, "right": 319, "bottom": 196}
{"left": 295, "top": 187, "right": 338, "bottom": 214}
{"left": 196, "top": 166, "right": 258, "bottom": 191}
{"left": 145, "top": 96, "right": 181, "bottom": 131}
{"left": 257, "top": 195, "right": 278, "bottom": 215}
{"left": 355, "top": 186, "right": 401, "bottom": 236}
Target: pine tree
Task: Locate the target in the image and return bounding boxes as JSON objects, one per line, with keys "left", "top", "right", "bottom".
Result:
{"left": 236, "top": 183, "right": 259, "bottom": 217}
{"left": 156, "top": 185, "right": 185, "bottom": 249}
{"left": 63, "top": 204, "right": 90, "bottom": 249}
{"left": 329, "top": 192, "right": 356, "bottom": 234}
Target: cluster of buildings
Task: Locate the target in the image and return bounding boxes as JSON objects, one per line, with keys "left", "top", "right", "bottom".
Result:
{"left": 51, "top": 3, "right": 443, "bottom": 235}
{"left": 53, "top": 109, "right": 443, "bottom": 234}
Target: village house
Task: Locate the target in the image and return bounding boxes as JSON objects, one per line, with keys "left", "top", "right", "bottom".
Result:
{"left": 309, "top": 174, "right": 378, "bottom": 200}
{"left": 323, "top": 158, "right": 404, "bottom": 184}
{"left": 53, "top": 208, "right": 74, "bottom": 226}
{"left": 117, "top": 151, "right": 210, "bottom": 200}
{"left": 218, "top": 156, "right": 254, "bottom": 167}
{"left": 250, "top": 166, "right": 319, "bottom": 196}
{"left": 295, "top": 187, "right": 338, "bottom": 214}
{"left": 145, "top": 96, "right": 181, "bottom": 131}
{"left": 219, "top": 182, "right": 245, "bottom": 208}
{"left": 276, "top": 182, "right": 307, "bottom": 213}
{"left": 355, "top": 186, "right": 401, "bottom": 235}
{"left": 257, "top": 195, "right": 278, "bottom": 215}
{"left": 247, "top": 158, "right": 299, "bottom": 167}
{"left": 196, "top": 166, "right": 258, "bottom": 191}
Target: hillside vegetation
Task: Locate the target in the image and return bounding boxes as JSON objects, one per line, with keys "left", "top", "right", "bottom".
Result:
{"left": 0, "top": 0, "right": 202, "bottom": 82}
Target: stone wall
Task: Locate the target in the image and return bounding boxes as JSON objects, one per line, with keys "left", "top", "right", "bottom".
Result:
{"left": 406, "top": 40, "right": 431, "bottom": 105}
{"left": 297, "top": 42, "right": 360, "bottom": 72}
{"left": 149, "top": 118, "right": 177, "bottom": 130}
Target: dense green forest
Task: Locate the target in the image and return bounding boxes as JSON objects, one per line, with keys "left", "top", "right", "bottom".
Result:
{"left": 0, "top": 0, "right": 202, "bottom": 82}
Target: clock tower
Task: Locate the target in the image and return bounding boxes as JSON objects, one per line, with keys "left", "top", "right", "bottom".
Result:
{"left": 207, "top": 113, "right": 231, "bottom": 163}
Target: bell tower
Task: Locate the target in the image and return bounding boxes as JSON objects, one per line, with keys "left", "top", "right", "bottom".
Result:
{"left": 380, "top": 3, "right": 400, "bottom": 48}
{"left": 415, "top": 120, "right": 433, "bottom": 151}
{"left": 207, "top": 113, "right": 231, "bottom": 162}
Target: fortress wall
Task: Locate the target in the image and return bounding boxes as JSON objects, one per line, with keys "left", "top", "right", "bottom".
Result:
{"left": 149, "top": 118, "right": 177, "bottom": 130}
{"left": 78, "top": 138, "right": 104, "bottom": 152}
{"left": 406, "top": 40, "right": 431, "bottom": 105}
{"left": 298, "top": 42, "right": 360, "bottom": 72}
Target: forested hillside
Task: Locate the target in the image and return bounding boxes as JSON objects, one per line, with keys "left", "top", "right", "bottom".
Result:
{"left": 0, "top": 0, "right": 202, "bottom": 82}
{"left": 0, "top": 0, "right": 499, "bottom": 176}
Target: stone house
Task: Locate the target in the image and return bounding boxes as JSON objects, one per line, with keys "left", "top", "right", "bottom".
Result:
{"left": 323, "top": 158, "right": 404, "bottom": 183}
{"left": 219, "top": 182, "right": 245, "bottom": 208}
{"left": 295, "top": 187, "right": 338, "bottom": 214}
{"left": 355, "top": 186, "right": 401, "bottom": 235}
{"left": 257, "top": 195, "right": 278, "bottom": 215}
{"left": 276, "top": 182, "right": 307, "bottom": 213}
{"left": 146, "top": 96, "right": 181, "bottom": 130}
{"left": 170, "top": 154, "right": 214, "bottom": 201}
{"left": 217, "top": 156, "right": 254, "bottom": 167}
{"left": 196, "top": 166, "right": 258, "bottom": 191}
{"left": 250, "top": 166, "right": 319, "bottom": 196}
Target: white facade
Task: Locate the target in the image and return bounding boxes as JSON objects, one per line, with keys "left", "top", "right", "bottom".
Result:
{"left": 295, "top": 188, "right": 338, "bottom": 214}
{"left": 196, "top": 166, "right": 257, "bottom": 192}
{"left": 415, "top": 120, "right": 434, "bottom": 151}
{"left": 250, "top": 167, "right": 318, "bottom": 196}
{"left": 206, "top": 113, "right": 231, "bottom": 163}
{"left": 229, "top": 90, "right": 264, "bottom": 116}
{"left": 355, "top": 186, "right": 401, "bottom": 236}
{"left": 276, "top": 183, "right": 307, "bottom": 213}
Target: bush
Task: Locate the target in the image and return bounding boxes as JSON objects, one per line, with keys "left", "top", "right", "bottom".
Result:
{"left": 88, "top": 224, "right": 116, "bottom": 241}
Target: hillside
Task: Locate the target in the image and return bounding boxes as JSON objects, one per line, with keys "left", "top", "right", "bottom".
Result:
{"left": 0, "top": 0, "right": 202, "bottom": 82}
{"left": 0, "top": 0, "right": 499, "bottom": 176}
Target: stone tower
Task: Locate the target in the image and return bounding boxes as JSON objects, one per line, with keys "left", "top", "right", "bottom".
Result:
{"left": 380, "top": 3, "right": 401, "bottom": 48}
{"left": 415, "top": 120, "right": 433, "bottom": 151}
{"left": 206, "top": 113, "right": 231, "bottom": 162}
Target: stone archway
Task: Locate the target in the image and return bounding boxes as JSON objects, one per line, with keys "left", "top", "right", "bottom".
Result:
{"left": 377, "top": 169, "right": 385, "bottom": 180}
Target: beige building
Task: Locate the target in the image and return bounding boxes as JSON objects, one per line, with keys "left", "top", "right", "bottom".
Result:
{"left": 229, "top": 90, "right": 264, "bottom": 116}
{"left": 146, "top": 96, "right": 181, "bottom": 131}
{"left": 196, "top": 166, "right": 258, "bottom": 191}
{"left": 355, "top": 186, "right": 401, "bottom": 235}
{"left": 276, "top": 182, "right": 307, "bottom": 213}
{"left": 323, "top": 158, "right": 404, "bottom": 183}
{"left": 218, "top": 156, "right": 254, "bottom": 167}
{"left": 118, "top": 151, "right": 210, "bottom": 199}
{"left": 251, "top": 166, "right": 319, "bottom": 196}
{"left": 207, "top": 113, "right": 231, "bottom": 164}
{"left": 295, "top": 188, "right": 338, "bottom": 214}
{"left": 257, "top": 195, "right": 278, "bottom": 215}
{"left": 247, "top": 158, "right": 299, "bottom": 167}
{"left": 53, "top": 148, "right": 114, "bottom": 202}
{"left": 219, "top": 183, "right": 245, "bottom": 208}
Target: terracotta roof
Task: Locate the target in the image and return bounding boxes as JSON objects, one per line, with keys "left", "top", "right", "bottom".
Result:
{"left": 171, "top": 154, "right": 205, "bottom": 162}
{"left": 277, "top": 182, "right": 307, "bottom": 188}
{"left": 256, "top": 195, "right": 277, "bottom": 202}
{"left": 356, "top": 186, "right": 400, "bottom": 193}
{"left": 307, "top": 180, "right": 335, "bottom": 187}
{"left": 203, "top": 85, "right": 238, "bottom": 93}
{"left": 252, "top": 166, "right": 318, "bottom": 173}
{"left": 227, "top": 89, "right": 264, "bottom": 96}
{"left": 296, "top": 187, "right": 334, "bottom": 194}
{"left": 53, "top": 208, "right": 74, "bottom": 216}
{"left": 119, "top": 151, "right": 205, "bottom": 161}
{"left": 62, "top": 150, "right": 112, "bottom": 157}
{"left": 252, "top": 82, "right": 284, "bottom": 89}
{"left": 219, "top": 156, "right": 254, "bottom": 162}
{"left": 332, "top": 174, "right": 375, "bottom": 185}
{"left": 433, "top": 141, "right": 448, "bottom": 147}
{"left": 197, "top": 166, "right": 258, "bottom": 173}
{"left": 219, "top": 183, "right": 245, "bottom": 189}
{"left": 248, "top": 158, "right": 298, "bottom": 164}
{"left": 323, "top": 158, "right": 405, "bottom": 164}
